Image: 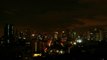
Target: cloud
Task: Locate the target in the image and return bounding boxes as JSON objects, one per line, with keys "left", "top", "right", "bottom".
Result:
{"left": 0, "top": 0, "right": 107, "bottom": 31}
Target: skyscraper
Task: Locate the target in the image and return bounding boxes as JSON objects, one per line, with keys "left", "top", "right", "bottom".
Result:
{"left": 4, "top": 24, "right": 14, "bottom": 44}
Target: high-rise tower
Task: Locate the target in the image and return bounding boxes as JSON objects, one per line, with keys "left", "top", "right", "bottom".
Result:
{"left": 4, "top": 24, "right": 14, "bottom": 44}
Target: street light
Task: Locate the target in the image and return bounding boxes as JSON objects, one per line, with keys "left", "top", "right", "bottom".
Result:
{"left": 76, "top": 39, "right": 82, "bottom": 43}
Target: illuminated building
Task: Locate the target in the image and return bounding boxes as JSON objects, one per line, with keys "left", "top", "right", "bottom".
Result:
{"left": 76, "top": 36, "right": 83, "bottom": 43}
{"left": 89, "top": 27, "right": 103, "bottom": 41}
{"left": 54, "top": 32, "right": 59, "bottom": 41}
{"left": 33, "top": 34, "right": 44, "bottom": 53}
{"left": 4, "top": 24, "right": 14, "bottom": 37}
{"left": 4, "top": 24, "right": 14, "bottom": 45}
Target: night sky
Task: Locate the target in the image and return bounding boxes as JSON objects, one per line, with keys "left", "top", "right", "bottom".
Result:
{"left": 0, "top": 0, "right": 107, "bottom": 32}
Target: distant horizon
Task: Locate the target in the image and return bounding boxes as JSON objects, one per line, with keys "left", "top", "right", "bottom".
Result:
{"left": 0, "top": 24, "right": 107, "bottom": 37}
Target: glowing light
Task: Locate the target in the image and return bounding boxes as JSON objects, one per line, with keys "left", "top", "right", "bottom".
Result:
{"left": 31, "top": 34, "right": 35, "bottom": 37}
{"left": 44, "top": 48, "right": 48, "bottom": 52}
{"left": 56, "top": 50, "right": 59, "bottom": 53}
{"left": 90, "top": 33, "right": 93, "bottom": 34}
{"left": 33, "top": 53, "right": 42, "bottom": 57}
{"left": 62, "top": 31, "right": 65, "bottom": 33}
{"left": 70, "top": 41, "right": 72, "bottom": 44}
{"left": 73, "top": 32, "right": 76, "bottom": 35}
{"left": 73, "top": 42, "right": 77, "bottom": 45}
{"left": 55, "top": 32, "right": 58, "bottom": 34}
{"left": 23, "top": 37, "right": 26, "bottom": 40}
{"left": 19, "top": 37, "right": 21, "bottom": 39}
{"left": 76, "top": 39, "right": 82, "bottom": 43}
{"left": 47, "top": 40, "right": 52, "bottom": 47}
{"left": 59, "top": 50, "right": 64, "bottom": 54}
{"left": 50, "top": 50, "right": 53, "bottom": 53}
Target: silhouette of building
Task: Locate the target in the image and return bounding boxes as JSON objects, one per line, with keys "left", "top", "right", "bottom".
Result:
{"left": 4, "top": 24, "right": 14, "bottom": 45}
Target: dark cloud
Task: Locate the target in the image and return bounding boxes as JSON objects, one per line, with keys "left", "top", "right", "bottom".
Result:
{"left": 0, "top": 0, "right": 107, "bottom": 31}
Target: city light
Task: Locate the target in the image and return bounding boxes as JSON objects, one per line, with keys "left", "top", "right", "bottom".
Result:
{"left": 31, "top": 34, "right": 35, "bottom": 37}
{"left": 18, "top": 37, "right": 21, "bottom": 39}
{"left": 33, "top": 53, "right": 42, "bottom": 57}
{"left": 0, "top": 0, "right": 107, "bottom": 59}
{"left": 73, "top": 42, "right": 77, "bottom": 45}
{"left": 76, "top": 39, "right": 82, "bottom": 43}
{"left": 62, "top": 31, "right": 65, "bottom": 33}
{"left": 0, "top": 24, "right": 106, "bottom": 59}
{"left": 70, "top": 41, "right": 72, "bottom": 44}
{"left": 59, "top": 50, "right": 64, "bottom": 54}
{"left": 55, "top": 32, "right": 58, "bottom": 34}
{"left": 56, "top": 50, "right": 59, "bottom": 53}
{"left": 23, "top": 37, "right": 26, "bottom": 40}
{"left": 50, "top": 50, "right": 53, "bottom": 53}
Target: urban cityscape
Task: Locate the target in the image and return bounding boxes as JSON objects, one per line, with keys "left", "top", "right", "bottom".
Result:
{"left": 0, "top": 24, "right": 107, "bottom": 60}
{"left": 1, "top": 0, "right": 107, "bottom": 60}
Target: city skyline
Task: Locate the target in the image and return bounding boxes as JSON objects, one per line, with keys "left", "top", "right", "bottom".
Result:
{"left": 0, "top": 1, "right": 107, "bottom": 60}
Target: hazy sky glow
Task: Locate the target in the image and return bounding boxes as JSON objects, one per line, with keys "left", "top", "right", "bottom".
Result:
{"left": 0, "top": 0, "right": 107, "bottom": 31}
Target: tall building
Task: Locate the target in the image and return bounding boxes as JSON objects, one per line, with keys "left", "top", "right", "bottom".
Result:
{"left": 4, "top": 24, "right": 14, "bottom": 45}
{"left": 1, "top": 24, "right": 17, "bottom": 60}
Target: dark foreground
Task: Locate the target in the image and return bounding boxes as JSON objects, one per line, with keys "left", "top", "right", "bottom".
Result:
{"left": 0, "top": 40, "right": 107, "bottom": 60}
